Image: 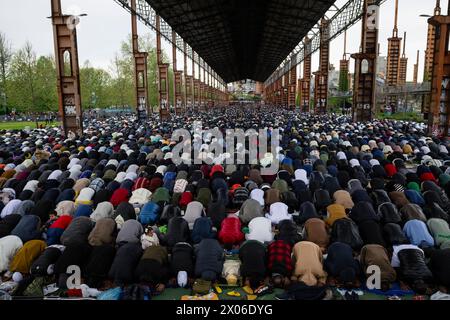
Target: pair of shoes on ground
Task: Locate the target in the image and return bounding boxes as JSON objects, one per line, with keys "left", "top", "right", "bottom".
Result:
{"left": 275, "top": 289, "right": 334, "bottom": 301}
{"left": 344, "top": 291, "right": 359, "bottom": 301}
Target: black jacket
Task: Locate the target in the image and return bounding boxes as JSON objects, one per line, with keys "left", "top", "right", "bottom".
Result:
{"left": 206, "top": 202, "right": 227, "bottom": 230}
{"left": 0, "top": 214, "right": 22, "bottom": 238}
{"left": 277, "top": 219, "right": 302, "bottom": 245}
{"left": 31, "top": 246, "right": 62, "bottom": 276}
{"left": 378, "top": 202, "right": 402, "bottom": 225}
{"left": 349, "top": 202, "right": 380, "bottom": 224}
{"left": 239, "top": 240, "right": 266, "bottom": 279}
{"left": 170, "top": 242, "right": 194, "bottom": 276}
{"left": 358, "top": 220, "right": 386, "bottom": 247}
{"left": 162, "top": 216, "right": 190, "bottom": 248}
{"left": 108, "top": 242, "right": 143, "bottom": 285}
{"left": 60, "top": 216, "right": 94, "bottom": 246}
{"left": 195, "top": 239, "right": 224, "bottom": 279}
{"left": 383, "top": 223, "right": 409, "bottom": 246}
{"left": 331, "top": 218, "right": 363, "bottom": 250}
{"left": 371, "top": 190, "right": 391, "bottom": 208}
{"left": 54, "top": 243, "right": 92, "bottom": 276}
{"left": 159, "top": 204, "right": 181, "bottom": 226}
{"left": 314, "top": 189, "right": 331, "bottom": 213}
{"left": 324, "top": 242, "right": 360, "bottom": 278}
{"left": 429, "top": 248, "right": 450, "bottom": 287}
{"left": 85, "top": 245, "right": 116, "bottom": 288}
{"left": 397, "top": 249, "right": 433, "bottom": 283}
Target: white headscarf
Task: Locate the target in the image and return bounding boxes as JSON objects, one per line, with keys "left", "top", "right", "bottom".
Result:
{"left": 90, "top": 201, "right": 114, "bottom": 221}
{"left": 55, "top": 201, "right": 76, "bottom": 217}
{"left": 0, "top": 236, "right": 23, "bottom": 272}
{"left": 23, "top": 180, "right": 39, "bottom": 193}
{"left": 1, "top": 199, "right": 22, "bottom": 219}
{"left": 294, "top": 169, "right": 309, "bottom": 185}
{"left": 266, "top": 202, "right": 292, "bottom": 225}
{"left": 114, "top": 172, "right": 127, "bottom": 183}
{"left": 48, "top": 170, "right": 63, "bottom": 181}
{"left": 76, "top": 187, "right": 95, "bottom": 203}
{"left": 250, "top": 189, "right": 265, "bottom": 206}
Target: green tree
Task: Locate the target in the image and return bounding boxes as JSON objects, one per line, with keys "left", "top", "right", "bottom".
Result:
{"left": 338, "top": 69, "right": 349, "bottom": 92}
{"left": 117, "top": 34, "right": 173, "bottom": 110}
{"left": 34, "top": 55, "right": 57, "bottom": 111}
{"left": 80, "top": 60, "right": 112, "bottom": 110}
{"left": 337, "top": 67, "right": 350, "bottom": 110}
{"left": 108, "top": 53, "right": 133, "bottom": 109}
{"left": 0, "top": 32, "right": 13, "bottom": 113}
{"left": 0, "top": 32, "right": 177, "bottom": 113}
{"left": 8, "top": 42, "right": 38, "bottom": 111}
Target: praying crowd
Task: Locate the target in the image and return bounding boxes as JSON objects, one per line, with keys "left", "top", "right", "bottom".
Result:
{"left": 1, "top": 106, "right": 450, "bottom": 300}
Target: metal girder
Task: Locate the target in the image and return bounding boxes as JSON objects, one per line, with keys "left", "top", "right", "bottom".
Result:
{"left": 428, "top": 5, "right": 450, "bottom": 137}
{"left": 351, "top": 0, "right": 379, "bottom": 122}
{"left": 113, "top": 0, "right": 226, "bottom": 87}
{"left": 146, "top": 0, "right": 334, "bottom": 82}
{"left": 51, "top": 0, "right": 83, "bottom": 137}
{"left": 131, "top": 0, "right": 150, "bottom": 120}
{"left": 265, "top": 0, "right": 387, "bottom": 87}
{"left": 314, "top": 19, "right": 330, "bottom": 115}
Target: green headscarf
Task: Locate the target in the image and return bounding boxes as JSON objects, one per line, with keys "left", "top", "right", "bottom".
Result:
{"left": 407, "top": 182, "right": 421, "bottom": 193}
{"left": 439, "top": 174, "right": 450, "bottom": 187}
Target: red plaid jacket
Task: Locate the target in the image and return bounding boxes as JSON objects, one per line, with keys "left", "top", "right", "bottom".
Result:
{"left": 267, "top": 240, "right": 293, "bottom": 275}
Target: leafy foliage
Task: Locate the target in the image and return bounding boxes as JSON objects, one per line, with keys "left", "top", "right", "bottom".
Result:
{"left": 0, "top": 32, "right": 174, "bottom": 113}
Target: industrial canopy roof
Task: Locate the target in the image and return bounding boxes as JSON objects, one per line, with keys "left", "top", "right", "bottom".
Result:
{"left": 145, "top": 0, "right": 336, "bottom": 83}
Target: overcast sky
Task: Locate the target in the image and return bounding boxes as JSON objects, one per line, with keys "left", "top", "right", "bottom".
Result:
{"left": 0, "top": 0, "right": 440, "bottom": 83}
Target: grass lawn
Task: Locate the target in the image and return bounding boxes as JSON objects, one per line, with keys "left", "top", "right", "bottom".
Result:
{"left": 0, "top": 121, "right": 60, "bottom": 131}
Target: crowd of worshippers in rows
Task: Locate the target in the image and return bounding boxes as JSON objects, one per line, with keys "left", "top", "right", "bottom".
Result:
{"left": 0, "top": 106, "right": 450, "bottom": 300}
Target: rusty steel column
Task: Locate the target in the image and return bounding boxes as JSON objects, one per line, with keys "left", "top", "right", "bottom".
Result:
{"left": 314, "top": 19, "right": 330, "bottom": 115}
{"left": 192, "top": 52, "right": 199, "bottom": 112}
{"left": 300, "top": 37, "right": 312, "bottom": 113}
{"left": 297, "top": 71, "right": 302, "bottom": 110}
{"left": 423, "top": 1, "right": 441, "bottom": 116}
{"left": 273, "top": 82, "right": 276, "bottom": 105}
{"left": 193, "top": 79, "right": 200, "bottom": 113}
{"left": 351, "top": 0, "right": 379, "bottom": 122}
{"left": 212, "top": 73, "right": 218, "bottom": 107}
{"left": 172, "top": 31, "right": 183, "bottom": 115}
{"left": 201, "top": 64, "right": 207, "bottom": 111}
{"left": 156, "top": 15, "right": 170, "bottom": 120}
{"left": 273, "top": 81, "right": 277, "bottom": 105}
{"left": 198, "top": 58, "right": 203, "bottom": 111}
{"left": 51, "top": 0, "right": 83, "bottom": 137}
{"left": 279, "top": 77, "right": 284, "bottom": 107}
{"left": 131, "top": 0, "right": 149, "bottom": 121}
{"left": 267, "top": 83, "right": 271, "bottom": 105}
{"left": 205, "top": 68, "right": 209, "bottom": 109}
{"left": 282, "top": 72, "right": 289, "bottom": 108}
{"left": 183, "top": 41, "right": 192, "bottom": 112}
{"left": 288, "top": 66, "right": 297, "bottom": 109}
{"left": 398, "top": 32, "right": 408, "bottom": 86}
{"left": 276, "top": 78, "right": 282, "bottom": 106}
{"left": 427, "top": 3, "right": 450, "bottom": 137}
{"left": 208, "top": 70, "right": 212, "bottom": 108}
{"left": 425, "top": 0, "right": 442, "bottom": 82}
{"left": 386, "top": 0, "right": 402, "bottom": 112}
